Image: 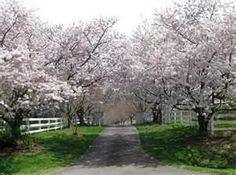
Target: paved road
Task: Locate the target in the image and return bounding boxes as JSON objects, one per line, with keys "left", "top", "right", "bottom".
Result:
{"left": 50, "top": 126, "right": 212, "bottom": 175}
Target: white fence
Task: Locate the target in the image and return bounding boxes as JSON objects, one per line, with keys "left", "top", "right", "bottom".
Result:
{"left": 164, "top": 110, "right": 236, "bottom": 134}
{"left": 21, "top": 118, "right": 65, "bottom": 134}
{"left": 130, "top": 110, "right": 196, "bottom": 125}
{"left": 0, "top": 117, "right": 81, "bottom": 134}
{"left": 134, "top": 112, "right": 153, "bottom": 124}
{"left": 163, "top": 110, "right": 196, "bottom": 124}
{"left": 210, "top": 114, "right": 236, "bottom": 134}
{"left": 164, "top": 110, "right": 236, "bottom": 135}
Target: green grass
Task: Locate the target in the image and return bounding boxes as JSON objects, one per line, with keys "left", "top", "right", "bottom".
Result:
{"left": 136, "top": 123, "right": 236, "bottom": 175}
{"left": 214, "top": 120, "right": 236, "bottom": 128}
{"left": 216, "top": 110, "right": 236, "bottom": 115}
{"left": 0, "top": 126, "right": 103, "bottom": 175}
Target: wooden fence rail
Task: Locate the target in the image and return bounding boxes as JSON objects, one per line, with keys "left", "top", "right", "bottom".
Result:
{"left": 164, "top": 110, "right": 236, "bottom": 134}
{"left": 210, "top": 115, "right": 236, "bottom": 135}
{"left": 163, "top": 110, "right": 196, "bottom": 124}
{"left": 0, "top": 118, "right": 81, "bottom": 134}
{"left": 21, "top": 118, "right": 65, "bottom": 134}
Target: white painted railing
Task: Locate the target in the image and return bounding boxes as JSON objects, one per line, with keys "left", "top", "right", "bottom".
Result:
{"left": 0, "top": 117, "right": 81, "bottom": 134}
{"left": 209, "top": 115, "right": 236, "bottom": 135}
{"left": 163, "top": 110, "right": 196, "bottom": 124}
{"left": 21, "top": 118, "right": 65, "bottom": 134}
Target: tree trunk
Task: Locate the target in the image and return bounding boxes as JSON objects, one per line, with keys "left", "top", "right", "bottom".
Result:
{"left": 152, "top": 107, "right": 159, "bottom": 123}
{"left": 67, "top": 116, "right": 73, "bottom": 128}
{"left": 197, "top": 115, "right": 209, "bottom": 137}
{"left": 152, "top": 106, "right": 162, "bottom": 124}
{"left": 130, "top": 116, "right": 133, "bottom": 125}
{"left": 78, "top": 114, "right": 85, "bottom": 125}
{"left": 10, "top": 125, "right": 21, "bottom": 145}
{"left": 7, "top": 119, "right": 22, "bottom": 146}
{"left": 69, "top": 116, "right": 78, "bottom": 136}
{"left": 77, "top": 107, "right": 86, "bottom": 126}
{"left": 157, "top": 107, "right": 162, "bottom": 125}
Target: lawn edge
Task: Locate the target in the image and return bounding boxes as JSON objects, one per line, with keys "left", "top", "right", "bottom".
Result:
{"left": 135, "top": 124, "right": 235, "bottom": 175}
{"left": 41, "top": 126, "right": 105, "bottom": 175}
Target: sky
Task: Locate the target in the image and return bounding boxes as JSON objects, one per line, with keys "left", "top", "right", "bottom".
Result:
{"left": 23, "top": 0, "right": 175, "bottom": 35}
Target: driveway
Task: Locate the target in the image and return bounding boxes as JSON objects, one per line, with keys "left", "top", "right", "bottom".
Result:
{"left": 50, "top": 126, "right": 212, "bottom": 175}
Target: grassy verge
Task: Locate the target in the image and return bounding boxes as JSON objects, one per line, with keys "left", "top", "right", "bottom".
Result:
{"left": 0, "top": 126, "right": 103, "bottom": 175}
{"left": 136, "top": 123, "right": 236, "bottom": 175}
{"left": 214, "top": 121, "right": 236, "bottom": 128}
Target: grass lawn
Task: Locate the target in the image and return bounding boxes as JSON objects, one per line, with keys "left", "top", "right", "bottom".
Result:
{"left": 136, "top": 123, "right": 236, "bottom": 175}
{"left": 214, "top": 120, "right": 236, "bottom": 128}
{"left": 0, "top": 126, "right": 103, "bottom": 175}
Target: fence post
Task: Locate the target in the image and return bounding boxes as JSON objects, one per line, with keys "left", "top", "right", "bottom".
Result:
{"left": 60, "top": 118, "right": 63, "bottom": 130}
{"left": 189, "top": 112, "right": 192, "bottom": 124}
{"left": 174, "top": 111, "right": 177, "bottom": 123}
{"left": 26, "top": 118, "right": 30, "bottom": 133}
{"left": 99, "top": 118, "right": 101, "bottom": 127}
{"left": 39, "top": 119, "right": 41, "bottom": 131}
{"left": 167, "top": 111, "right": 170, "bottom": 123}
{"left": 180, "top": 111, "right": 183, "bottom": 123}
{"left": 47, "top": 119, "right": 50, "bottom": 131}
{"left": 54, "top": 119, "right": 57, "bottom": 130}
{"left": 209, "top": 116, "right": 214, "bottom": 136}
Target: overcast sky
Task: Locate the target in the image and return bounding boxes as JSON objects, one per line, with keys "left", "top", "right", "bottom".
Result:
{"left": 24, "top": 0, "right": 176, "bottom": 35}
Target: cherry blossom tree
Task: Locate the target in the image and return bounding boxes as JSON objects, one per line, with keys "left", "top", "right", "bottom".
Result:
{"left": 40, "top": 16, "right": 127, "bottom": 133}
{"left": 129, "top": 21, "right": 171, "bottom": 124}
{"left": 131, "top": 0, "right": 236, "bottom": 136}
{"left": 0, "top": 1, "right": 74, "bottom": 144}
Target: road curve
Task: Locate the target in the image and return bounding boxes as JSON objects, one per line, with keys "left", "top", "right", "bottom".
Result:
{"left": 50, "top": 126, "right": 212, "bottom": 175}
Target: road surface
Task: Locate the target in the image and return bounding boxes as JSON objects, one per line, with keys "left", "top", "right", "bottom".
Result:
{"left": 50, "top": 126, "right": 212, "bottom": 175}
